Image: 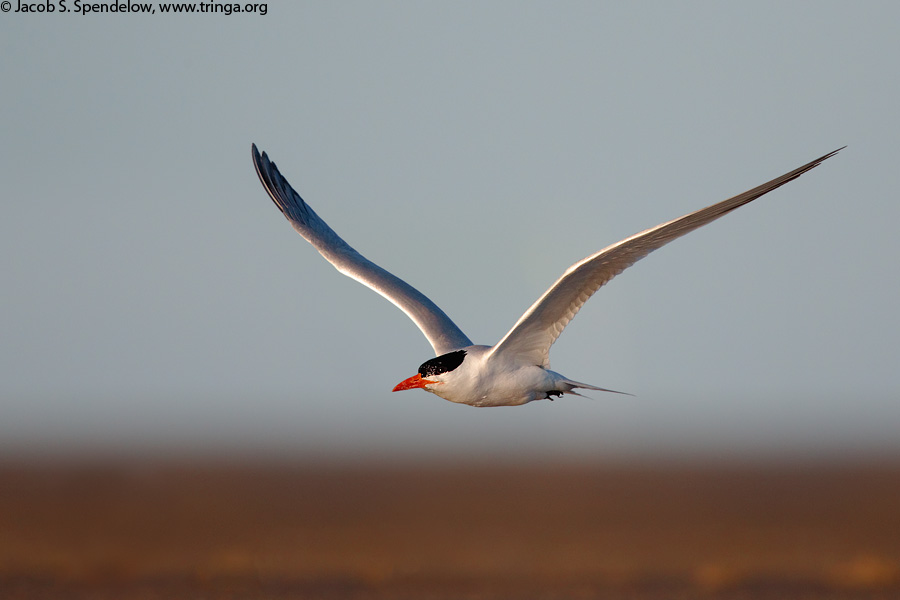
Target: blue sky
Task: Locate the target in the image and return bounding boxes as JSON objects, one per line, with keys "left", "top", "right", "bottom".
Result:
{"left": 2, "top": 2, "right": 898, "bottom": 460}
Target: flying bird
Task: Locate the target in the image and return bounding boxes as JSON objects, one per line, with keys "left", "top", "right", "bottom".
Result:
{"left": 252, "top": 145, "right": 841, "bottom": 407}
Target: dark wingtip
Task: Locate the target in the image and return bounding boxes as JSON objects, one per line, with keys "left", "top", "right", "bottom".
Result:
{"left": 821, "top": 145, "right": 846, "bottom": 162}
{"left": 250, "top": 143, "right": 288, "bottom": 216}
{"left": 811, "top": 146, "right": 845, "bottom": 168}
{"left": 250, "top": 142, "right": 263, "bottom": 174}
{"left": 796, "top": 146, "right": 845, "bottom": 179}
{"left": 251, "top": 143, "right": 265, "bottom": 169}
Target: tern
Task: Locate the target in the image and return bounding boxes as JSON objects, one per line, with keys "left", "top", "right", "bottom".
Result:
{"left": 252, "top": 145, "right": 841, "bottom": 407}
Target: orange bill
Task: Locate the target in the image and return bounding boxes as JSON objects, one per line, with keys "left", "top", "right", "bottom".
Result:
{"left": 392, "top": 373, "right": 438, "bottom": 392}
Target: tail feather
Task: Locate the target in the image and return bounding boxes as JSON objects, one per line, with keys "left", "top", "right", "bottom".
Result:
{"left": 561, "top": 379, "right": 634, "bottom": 397}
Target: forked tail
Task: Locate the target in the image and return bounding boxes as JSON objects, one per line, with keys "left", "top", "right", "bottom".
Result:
{"left": 561, "top": 379, "right": 634, "bottom": 397}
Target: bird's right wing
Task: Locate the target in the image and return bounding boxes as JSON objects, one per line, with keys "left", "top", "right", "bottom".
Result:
{"left": 252, "top": 144, "right": 472, "bottom": 356}
{"left": 487, "top": 148, "right": 844, "bottom": 369}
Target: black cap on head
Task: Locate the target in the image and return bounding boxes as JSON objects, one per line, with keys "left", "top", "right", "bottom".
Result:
{"left": 418, "top": 350, "right": 467, "bottom": 378}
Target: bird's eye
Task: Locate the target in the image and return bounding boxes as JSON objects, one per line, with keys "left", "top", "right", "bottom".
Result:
{"left": 418, "top": 350, "right": 467, "bottom": 377}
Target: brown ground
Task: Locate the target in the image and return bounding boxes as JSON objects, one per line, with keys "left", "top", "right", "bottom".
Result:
{"left": 2, "top": 460, "right": 900, "bottom": 599}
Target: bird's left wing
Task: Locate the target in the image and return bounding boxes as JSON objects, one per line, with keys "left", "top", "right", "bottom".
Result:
{"left": 252, "top": 144, "right": 473, "bottom": 356}
{"left": 487, "top": 148, "right": 843, "bottom": 368}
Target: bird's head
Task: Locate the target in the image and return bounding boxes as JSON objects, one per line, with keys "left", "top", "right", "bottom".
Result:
{"left": 392, "top": 349, "right": 468, "bottom": 395}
